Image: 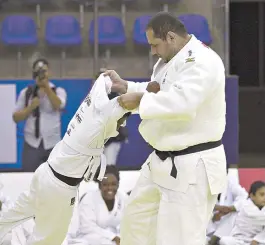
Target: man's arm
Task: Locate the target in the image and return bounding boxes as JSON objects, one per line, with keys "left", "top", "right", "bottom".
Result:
{"left": 44, "top": 86, "right": 66, "bottom": 110}
{"left": 138, "top": 58, "right": 224, "bottom": 121}
{"left": 229, "top": 179, "right": 248, "bottom": 211}
{"left": 12, "top": 89, "right": 39, "bottom": 123}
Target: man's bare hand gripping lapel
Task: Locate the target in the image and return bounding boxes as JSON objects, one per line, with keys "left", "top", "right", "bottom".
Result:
{"left": 117, "top": 81, "right": 160, "bottom": 110}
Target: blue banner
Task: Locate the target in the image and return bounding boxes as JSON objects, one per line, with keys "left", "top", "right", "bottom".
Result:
{"left": 0, "top": 76, "right": 238, "bottom": 171}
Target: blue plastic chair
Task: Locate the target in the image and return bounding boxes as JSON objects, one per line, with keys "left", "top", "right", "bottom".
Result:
{"left": 133, "top": 15, "right": 153, "bottom": 73}
{"left": 89, "top": 16, "right": 126, "bottom": 45}
{"left": 1, "top": 15, "right": 38, "bottom": 46}
{"left": 178, "top": 14, "right": 212, "bottom": 45}
{"left": 45, "top": 15, "right": 82, "bottom": 76}
{"left": 133, "top": 15, "right": 152, "bottom": 45}
{"left": 89, "top": 16, "right": 126, "bottom": 67}
{"left": 1, "top": 15, "right": 38, "bottom": 76}
{"left": 45, "top": 15, "right": 82, "bottom": 46}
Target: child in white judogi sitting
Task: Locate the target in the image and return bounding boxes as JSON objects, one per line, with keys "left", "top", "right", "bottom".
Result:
{"left": 64, "top": 165, "right": 128, "bottom": 245}
{"left": 207, "top": 174, "right": 248, "bottom": 244}
{"left": 220, "top": 181, "right": 265, "bottom": 245}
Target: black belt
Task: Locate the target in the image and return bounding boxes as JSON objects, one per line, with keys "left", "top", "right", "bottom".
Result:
{"left": 48, "top": 164, "right": 83, "bottom": 186}
{"left": 154, "top": 140, "right": 222, "bottom": 179}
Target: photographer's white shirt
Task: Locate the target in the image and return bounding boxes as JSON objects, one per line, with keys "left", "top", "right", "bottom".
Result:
{"left": 15, "top": 82, "right": 67, "bottom": 150}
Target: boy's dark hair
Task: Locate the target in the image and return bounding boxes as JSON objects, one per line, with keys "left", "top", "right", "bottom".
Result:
{"left": 146, "top": 12, "right": 187, "bottom": 40}
{"left": 104, "top": 165, "right": 120, "bottom": 182}
{"left": 32, "top": 58, "right": 49, "bottom": 70}
{"left": 249, "top": 181, "right": 265, "bottom": 195}
{"left": 96, "top": 165, "right": 120, "bottom": 184}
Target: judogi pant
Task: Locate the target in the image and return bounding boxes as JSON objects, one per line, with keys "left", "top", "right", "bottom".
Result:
{"left": 0, "top": 162, "right": 78, "bottom": 245}
{"left": 220, "top": 237, "right": 265, "bottom": 245}
{"left": 120, "top": 152, "right": 221, "bottom": 245}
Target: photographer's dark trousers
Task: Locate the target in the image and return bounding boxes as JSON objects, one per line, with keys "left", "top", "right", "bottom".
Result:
{"left": 22, "top": 140, "right": 53, "bottom": 172}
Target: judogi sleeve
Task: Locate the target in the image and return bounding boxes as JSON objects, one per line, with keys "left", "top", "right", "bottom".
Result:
{"left": 229, "top": 179, "right": 248, "bottom": 211}
{"left": 127, "top": 81, "right": 149, "bottom": 93}
{"left": 139, "top": 56, "right": 224, "bottom": 121}
{"left": 78, "top": 194, "right": 117, "bottom": 241}
{"left": 92, "top": 74, "right": 113, "bottom": 110}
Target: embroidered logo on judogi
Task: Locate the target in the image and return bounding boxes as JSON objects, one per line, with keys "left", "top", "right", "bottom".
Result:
{"left": 75, "top": 113, "right": 83, "bottom": 123}
{"left": 70, "top": 197, "right": 75, "bottom": 206}
{"left": 185, "top": 57, "right": 195, "bottom": 63}
{"left": 185, "top": 50, "right": 195, "bottom": 63}
{"left": 84, "top": 94, "right": 91, "bottom": 106}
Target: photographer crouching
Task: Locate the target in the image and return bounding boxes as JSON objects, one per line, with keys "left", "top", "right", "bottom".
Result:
{"left": 12, "top": 58, "right": 67, "bottom": 172}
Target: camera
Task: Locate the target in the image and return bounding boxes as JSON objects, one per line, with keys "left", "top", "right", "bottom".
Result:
{"left": 32, "top": 60, "right": 47, "bottom": 80}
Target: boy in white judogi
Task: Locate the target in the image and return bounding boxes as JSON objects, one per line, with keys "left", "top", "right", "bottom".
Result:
{"left": 207, "top": 175, "right": 248, "bottom": 244}
{"left": 0, "top": 74, "right": 132, "bottom": 245}
{"left": 220, "top": 181, "right": 265, "bottom": 245}
{"left": 64, "top": 166, "right": 128, "bottom": 245}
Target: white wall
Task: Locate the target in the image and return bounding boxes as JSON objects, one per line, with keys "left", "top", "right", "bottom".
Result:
{"left": 0, "top": 169, "right": 239, "bottom": 201}
{"left": 0, "top": 84, "right": 17, "bottom": 163}
{"left": 0, "top": 171, "right": 141, "bottom": 201}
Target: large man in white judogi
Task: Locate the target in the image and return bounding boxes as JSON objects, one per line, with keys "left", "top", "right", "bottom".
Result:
{"left": 105, "top": 12, "right": 227, "bottom": 245}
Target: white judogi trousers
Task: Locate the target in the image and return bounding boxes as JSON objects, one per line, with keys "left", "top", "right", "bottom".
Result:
{"left": 120, "top": 151, "right": 220, "bottom": 245}
{"left": 220, "top": 237, "right": 265, "bottom": 245}
{"left": 0, "top": 162, "right": 77, "bottom": 245}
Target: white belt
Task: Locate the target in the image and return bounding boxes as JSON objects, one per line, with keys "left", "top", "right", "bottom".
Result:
{"left": 83, "top": 154, "right": 107, "bottom": 182}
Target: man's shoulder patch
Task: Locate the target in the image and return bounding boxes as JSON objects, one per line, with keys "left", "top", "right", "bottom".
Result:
{"left": 185, "top": 49, "right": 195, "bottom": 63}
{"left": 185, "top": 57, "right": 195, "bottom": 63}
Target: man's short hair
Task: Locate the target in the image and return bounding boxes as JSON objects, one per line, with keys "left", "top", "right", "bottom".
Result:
{"left": 146, "top": 12, "right": 187, "bottom": 40}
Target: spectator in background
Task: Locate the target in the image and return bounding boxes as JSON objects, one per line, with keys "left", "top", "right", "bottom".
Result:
{"left": 12, "top": 58, "right": 67, "bottom": 172}
{"left": 65, "top": 166, "right": 128, "bottom": 245}
{"left": 207, "top": 174, "right": 248, "bottom": 245}
{"left": 220, "top": 181, "right": 265, "bottom": 245}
